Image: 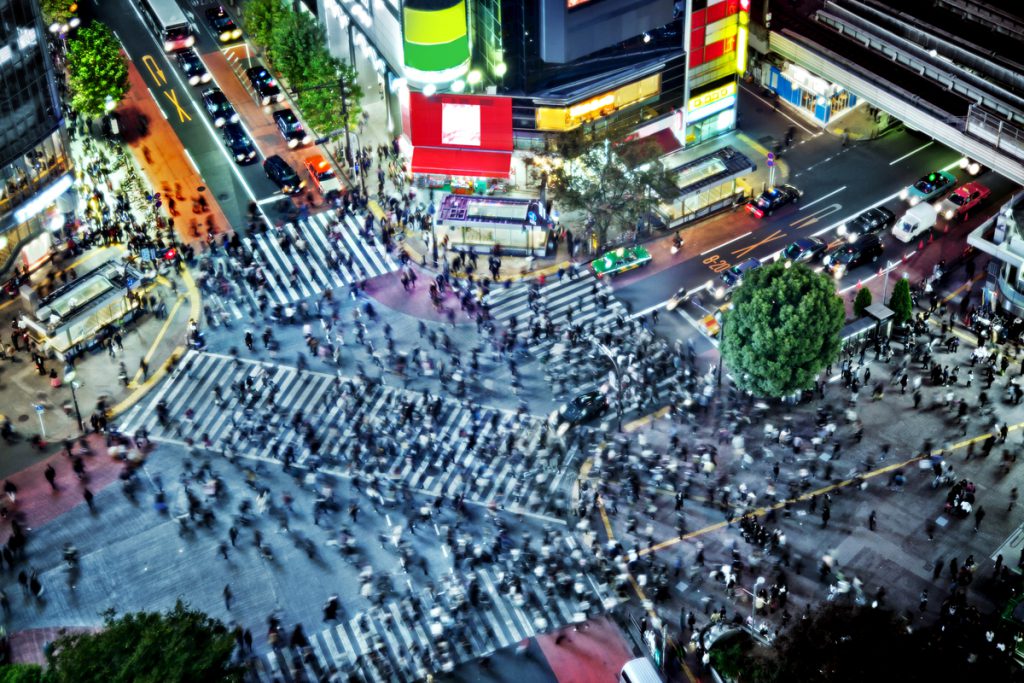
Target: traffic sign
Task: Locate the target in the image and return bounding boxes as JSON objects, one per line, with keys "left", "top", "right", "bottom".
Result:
{"left": 767, "top": 152, "right": 775, "bottom": 167}
{"left": 33, "top": 404, "right": 44, "bottom": 414}
{"left": 65, "top": 370, "right": 77, "bottom": 383}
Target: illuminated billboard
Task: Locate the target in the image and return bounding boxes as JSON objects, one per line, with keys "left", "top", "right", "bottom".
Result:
{"left": 402, "top": 0, "right": 471, "bottom": 76}
{"left": 535, "top": 74, "right": 661, "bottom": 131}
{"left": 404, "top": 92, "right": 513, "bottom": 177}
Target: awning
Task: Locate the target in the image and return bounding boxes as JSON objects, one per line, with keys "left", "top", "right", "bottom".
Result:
{"left": 410, "top": 146, "right": 511, "bottom": 178}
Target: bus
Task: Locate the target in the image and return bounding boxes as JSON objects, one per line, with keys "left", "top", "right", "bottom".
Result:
{"left": 138, "top": 0, "right": 194, "bottom": 52}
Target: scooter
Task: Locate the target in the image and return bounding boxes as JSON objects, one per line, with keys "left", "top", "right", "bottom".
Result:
{"left": 670, "top": 234, "right": 684, "bottom": 255}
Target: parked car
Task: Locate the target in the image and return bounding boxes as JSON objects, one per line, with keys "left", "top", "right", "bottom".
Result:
{"left": 937, "top": 181, "right": 990, "bottom": 221}
{"left": 245, "top": 65, "right": 282, "bottom": 105}
{"left": 272, "top": 109, "right": 312, "bottom": 149}
{"left": 222, "top": 123, "right": 257, "bottom": 164}
{"left": 715, "top": 258, "right": 761, "bottom": 299}
{"left": 548, "top": 390, "right": 609, "bottom": 434}
{"left": 201, "top": 88, "right": 239, "bottom": 127}
{"left": 837, "top": 206, "right": 896, "bottom": 241}
{"left": 892, "top": 203, "right": 937, "bottom": 243}
{"left": 782, "top": 237, "right": 827, "bottom": 264}
{"left": 175, "top": 48, "right": 211, "bottom": 86}
{"left": 746, "top": 184, "right": 801, "bottom": 218}
{"left": 900, "top": 170, "right": 956, "bottom": 206}
{"left": 304, "top": 155, "right": 342, "bottom": 197}
{"left": 263, "top": 154, "right": 304, "bottom": 194}
{"left": 205, "top": 5, "right": 241, "bottom": 42}
{"left": 822, "top": 234, "right": 883, "bottom": 277}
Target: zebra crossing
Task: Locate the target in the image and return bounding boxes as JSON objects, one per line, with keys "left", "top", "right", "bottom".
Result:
{"left": 118, "top": 352, "right": 578, "bottom": 512}
{"left": 483, "top": 272, "right": 627, "bottom": 343}
{"left": 244, "top": 209, "right": 399, "bottom": 305}
{"left": 248, "top": 549, "right": 614, "bottom": 682}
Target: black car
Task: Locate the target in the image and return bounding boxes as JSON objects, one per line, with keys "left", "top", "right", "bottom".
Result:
{"left": 822, "top": 234, "right": 883, "bottom": 277}
{"left": 272, "top": 109, "right": 311, "bottom": 149}
{"left": 838, "top": 206, "right": 896, "bottom": 241}
{"left": 782, "top": 237, "right": 827, "bottom": 264}
{"left": 222, "top": 123, "right": 257, "bottom": 164}
{"left": 549, "top": 390, "right": 610, "bottom": 434}
{"left": 746, "top": 184, "right": 801, "bottom": 218}
{"left": 201, "top": 88, "right": 239, "bottom": 127}
{"left": 175, "top": 48, "right": 211, "bottom": 86}
{"left": 205, "top": 5, "right": 241, "bottom": 43}
{"left": 263, "top": 154, "right": 304, "bottom": 194}
{"left": 245, "top": 65, "right": 282, "bottom": 105}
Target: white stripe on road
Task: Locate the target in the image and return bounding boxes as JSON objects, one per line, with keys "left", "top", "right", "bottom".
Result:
{"left": 799, "top": 186, "right": 846, "bottom": 211}
{"left": 700, "top": 231, "right": 752, "bottom": 256}
{"left": 889, "top": 141, "right": 934, "bottom": 166}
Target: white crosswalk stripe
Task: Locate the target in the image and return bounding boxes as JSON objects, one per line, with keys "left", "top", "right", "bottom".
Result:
{"left": 244, "top": 210, "right": 399, "bottom": 305}
{"left": 246, "top": 557, "right": 617, "bottom": 682}
{"left": 119, "top": 352, "right": 579, "bottom": 513}
{"left": 484, "top": 272, "right": 626, "bottom": 333}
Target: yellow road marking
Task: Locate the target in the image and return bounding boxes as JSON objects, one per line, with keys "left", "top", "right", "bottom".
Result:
{"left": 129, "top": 294, "right": 185, "bottom": 387}
{"left": 624, "top": 406, "right": 670, "bottom": 432}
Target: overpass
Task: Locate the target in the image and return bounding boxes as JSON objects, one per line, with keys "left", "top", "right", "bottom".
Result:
{"left": 765, "top": 0, "right": 1024, "bottom": 186}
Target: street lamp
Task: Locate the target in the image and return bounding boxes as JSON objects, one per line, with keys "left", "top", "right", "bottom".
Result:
{"left": 467, "top": 70, "right": 482, "bottom": 92}
{"left": 64, "top": 367, "right": 84, "bottom": 434}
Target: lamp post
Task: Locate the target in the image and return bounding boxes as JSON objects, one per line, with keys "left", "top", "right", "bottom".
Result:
{"left": 64, "top": 368, "right": 84, "bottom": 434}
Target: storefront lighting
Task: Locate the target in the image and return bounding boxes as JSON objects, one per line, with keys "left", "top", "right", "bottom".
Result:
{"left": 467, "top": 70, "right": 481, "bottom": 86}
{"left": 451, "top": 79, "right": 465, "bottom": 93}
{"left": 423, "top": 83, "right": 437, "bottom": 97}
{"left": 494, "top": 62, "right": 507, "bottom": 77}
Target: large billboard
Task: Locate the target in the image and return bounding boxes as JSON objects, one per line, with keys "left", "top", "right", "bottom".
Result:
{"left": 402, "top": 0, "right": 471, "bottom": 77}
{"left": 404, "top": 92, "right": 514, "bottom": 177}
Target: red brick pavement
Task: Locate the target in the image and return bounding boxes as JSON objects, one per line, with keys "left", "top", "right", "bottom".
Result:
{"left": 535, "top": 616, "right": 635, "bottom": 683}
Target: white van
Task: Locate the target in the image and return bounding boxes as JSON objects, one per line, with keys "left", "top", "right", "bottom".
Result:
{"left": 619, "top": 657, "right": 662, "bottom": 683}
{"left": 892, "top": 203, "right": 937, "bottom": 243}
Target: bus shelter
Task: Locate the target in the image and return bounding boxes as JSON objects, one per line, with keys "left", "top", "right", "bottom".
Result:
{"left": 433, "top": 194, "right": 550, "bottom": 256}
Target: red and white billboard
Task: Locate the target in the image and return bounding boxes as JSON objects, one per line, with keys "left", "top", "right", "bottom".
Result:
{"left": 403, "top": 92, "right": 513, "bottom": 178}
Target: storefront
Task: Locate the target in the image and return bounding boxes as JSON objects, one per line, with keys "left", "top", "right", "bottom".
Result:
{"left": 401, "top": 91, "right": 515, "bottom": 190}
{"left": 684, "top": 81, "right": 739, "bottom": 146}
{"left": 659, "top": 145, "right": 754, "bottom": 225}
{"left": 762, "top": 64, "right": 857, "bottom": 125}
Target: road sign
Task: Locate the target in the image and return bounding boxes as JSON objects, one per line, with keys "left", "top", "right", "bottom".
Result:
{"left": 767, "top": 152, "right": 775, "bottom": 167}
{"left": 33, "top": 404, "right": 44, "bottom": 414}
{"left": 64, "top": 370, "right": 77, "bottom": 383}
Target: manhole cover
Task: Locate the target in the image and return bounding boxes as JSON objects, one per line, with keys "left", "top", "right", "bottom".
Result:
{"left": 17, "top": 414, "right": 29, "bottom": 423}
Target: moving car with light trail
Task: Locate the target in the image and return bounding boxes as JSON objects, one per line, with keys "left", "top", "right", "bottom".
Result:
{"left": 715, "top": 258, "right": 761, "bottom": 299}
{"left": 592, "top": 246, "right": 652, "bottom": 278}
{"left": 745, "top": 184, "right": 801, "bottom": 218}
{"left": 837, "top": 206, "right": 895, "bottom": 241}
{"left": 205, "top": 6, "right": 241, "bottom": 42}
{"left": 549, "top": 390, "right": 610, "bottom": 434}
{"left": 936, "top": 182, "right": 990, "bottom": 221}
{"left": 900, "top": 170, "right": 955, "bottom": 206}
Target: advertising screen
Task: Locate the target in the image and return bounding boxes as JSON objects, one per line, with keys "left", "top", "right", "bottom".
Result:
{"left": 407, "top": 93, "right": 512, "bottom": 151}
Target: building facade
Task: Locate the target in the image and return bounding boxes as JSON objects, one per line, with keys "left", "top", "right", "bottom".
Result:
{"left": 318, "top": 0, "right": 749, "bottom": 180}
{"left": 0, "top": 0, "right": 72, "bottom": 276}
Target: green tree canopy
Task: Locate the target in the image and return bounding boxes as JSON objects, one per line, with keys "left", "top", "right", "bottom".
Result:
{"left": 889, "top": 276, "right": 914, "bottom": 324}
{"left": 44, "top": 602, "right": 241, "bottom": 683}
{"left": 240, "top": 0, "right": 289, "bottom": 53}
{"left": 66, "top": 22, "right": 129, "bottom": 118}
{"left": 268, "top": 9, "right": 324, "bottom": 88}
{"left": 721, "top": 260, "right": 844, "bottom": 397}
{"left": 853, "top": 285, "right": 872, "bottom": 317}
{"left": 548, "top": 135, "right": 676, "bottom": 249}
{"left": 39, "top": 0, "right": 77, "bottom": 28}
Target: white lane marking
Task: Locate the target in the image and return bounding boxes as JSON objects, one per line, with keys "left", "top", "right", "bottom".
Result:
{"left": 183, "top": 149, "right": 199, "bottom": 173}
{"left": 628, "top": 282, "right": 713, "bottom": 320}
{"left": 791, "top": 203, "right": 843, "bottom": 229}
{"left": 836, "top": 252, "right": 916, "bottom": 294}
{"left": 700, "top": 231, "right": 752, "bottom": 256}
{"left": 889, "top": 141, "right": 934, "bottom": 166}
{"left": 799, "top": 186, "right": 846, "bottom": 211}
{"left": 256, "top": 195, "right": 284, "bottom": 205}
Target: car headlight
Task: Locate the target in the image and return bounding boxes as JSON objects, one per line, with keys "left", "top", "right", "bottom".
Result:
{"left": 847, "top": 233, "right": 857, "bottom": 243}
{"left": 909, "top": 196, "right": 919, "bottom": 206}
{"left": 557, "top": 422, "right": 571, "bottom": 437}
{"left": 288, "top": 138, "right": 298, "bottom": 149}
{"left": 262, "top": 96, "right": 270, "bottom": 105}
{"left": 189, "top": 75, "right": 199, "bottom": 85}
{"left": 201, "top": 73, "right": 211, "bottom": 83}
{"left": 248, "top": 151, "right": 256, "bottom": 159}
{"left": 899, "top": 189, "right": 909, "bottom": 200}
{"left": 235, "top": 153, "right": 245, "bottom": 161}
{"left": 832, "top": 264, "right": 845, "bottom": 278}
{"left": 714, "top": 286, "right": 726, "bottom": 300}
{"left": 232, "top": 29, "right": 242, "bottom": 39}
{"left": 230, "top": 113, "right": 239, "bottom": 123}
{"left": 945, "top": 209, "right": 954, "bottom": 220}
{"left": 220, "top": 31, "right": 230, "bottom": 41}
{"left": 548, "top": 409, "right": 559, "bottom": 423}
{"left": 214, "top": 116, "right": 225, "bottom": 127}
{"left": 837, "top": 223, "right": 847, "bottom": 235}
{"left": 302, "top": 135, "right": 312, "bottom": 145}
{"left": 163, "top": 41, "right": 175, "bottom": 51}
{"left": 186, "top": 36, "right": 195, "bottom": 47}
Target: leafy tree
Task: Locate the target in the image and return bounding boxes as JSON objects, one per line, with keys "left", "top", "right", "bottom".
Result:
{"left": 853, "top": 285, "right": 872, "bottom": 317}
{"left": 241, "top": 0, "right": 290, "bottom": 54}
{"left": 44, "top": 601, "right": 241, "bottom": 683}
{"left": 65, "top": 22, "right": 129, "bottom": 118}
{"left": 889, "top": 277, "right": 914, "bottom": 324}
{"left": 268, "top": 9, "right": 324, "bottom": 87}
{"left": 296, "top": 58, "right": 362, "bottom": 136}
{"left": 0, "top": 664, "right": 44, "bottom": 683}
{"left": 721, "top": 260, "right": 844, "bottom": 397}
{"left": 38, "top": 0, "right": 76, "bottom": 28}
{"left": 548, "top": 136, "right": 676, "bottom": 249}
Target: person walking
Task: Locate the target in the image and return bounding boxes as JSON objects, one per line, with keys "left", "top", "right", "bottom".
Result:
{"left": 83, "top": 488, "right": 95, "bottom": 512}
{"left": 932, "top": 557, "right": 944, "bottom": 581}
{"left": 868, "top": 510, "right": 877, "bottom": 531}
{"left": 229, "top": 526, "right": 238, "bottom": 547}
{"left": 218, "top": 542, "right": 230, "bottom": 560}
{"left": 44, "top": 464, "right": 57, "bottom": 491}
{"left": 223, "top": 584, "right": 233, "bottom": 610}
{"left": 974, "top": 506, "right": 986, "bottom": 532}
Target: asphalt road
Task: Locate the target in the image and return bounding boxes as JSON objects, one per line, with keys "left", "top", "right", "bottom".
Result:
{"left": 87, "top": 0, "right": 285, "bottom": 232}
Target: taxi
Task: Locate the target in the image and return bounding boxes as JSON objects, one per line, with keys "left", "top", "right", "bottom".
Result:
{"left": 936, "top": 182, "right": 990, "bottom": 221}
{"left": 304, "top": 155, "right": 342, "bottom": 197}
{"left": 592, "top": 246, "right": 652, "bottom": 278}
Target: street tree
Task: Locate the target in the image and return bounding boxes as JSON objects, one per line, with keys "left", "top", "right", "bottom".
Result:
{"left": 240, "top": 0, "right": 289, "bottom": 53}
{"left": 889, "top": 277, "right": 914, "bottom": 324}
{"left": 853, "top": 285, "right": 872, "bottom": 317}
{"left": 39, "top": 0, "right": 77, "bottom": 28}
{"left": 65, "top": 22, "right": 129, "bottom": 118}
{"left": 44, "top": 602, "right": 242, "bottom": 683}
{"left": 548, "top": 136, "right": 676, "bottom": 249}
{"left": 295, "top": 57, "right": 363, "bottom": 137}
{"left": 721, "top": 260, "right": 844, "bottom": 397}
{"left": 268, "top": 9, "right": 324, "bottom": 88}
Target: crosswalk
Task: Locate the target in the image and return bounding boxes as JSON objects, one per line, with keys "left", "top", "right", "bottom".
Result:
{"left": 483, "top": 272, "right": 627, "bottom": 346}
{"left": 118, "top": 352, "right": 578, "bottom": 513}
{"left": 244, "top": 209, "right": 399, "bottom": 305}
{"left": 247, "top": 549, "right": 614, "bottom": 682}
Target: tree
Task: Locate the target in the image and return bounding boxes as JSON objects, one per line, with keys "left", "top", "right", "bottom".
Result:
{"left": 39, "top": 0, "right": 77, "bottom": 28}
{"left": 240, "top": 0, "right": 289, "bottom": 55}
{"left": 853, "top": 286, "right": 872, "bottom": 317}
{"left": 45, "top": 602, "right": 242, "bottom": 683}
{"left": 0, "top": 664, "right": 44, "bottom": 683}
{"left": 889, "top": 277, "right": 914, "bottom": 324}
{"left": 721, "top": 260, "right": 844, "bottom": 397}
{"left": 65, "top": 22, "right": 129, "bottom": 118}
{"left": 268, "top": 10, "right": 324, "bottom": 88}
{"left": 295, "top": 58, "right": 362, "bottom": 137}
{"left": 548, "top": 136, "right": 676, "bottom": 249}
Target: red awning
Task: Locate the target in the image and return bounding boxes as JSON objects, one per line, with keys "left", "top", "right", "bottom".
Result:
{"left": 410, "top": 146, "right": 512, "bottom": 178}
